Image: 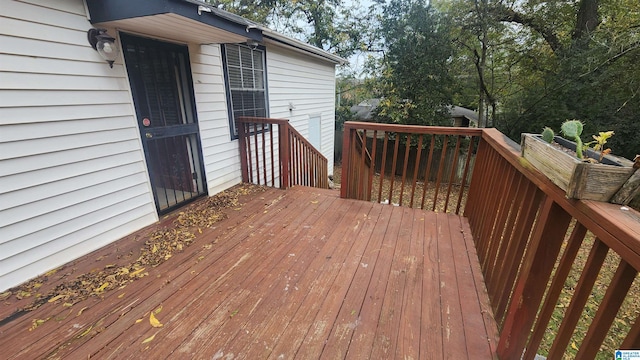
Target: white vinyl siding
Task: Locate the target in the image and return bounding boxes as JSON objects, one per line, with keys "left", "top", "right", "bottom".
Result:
{"left": 266, "top": 45, "right": 336, "bottom": 174}
{"left": 0, "top": 0, "right": 339, "bottom": 292}
{"left": 0, "top": 0, "right": 156, "bottom": 291}
{"left": 190, "top": 44, "right": 244, "bottom": 195}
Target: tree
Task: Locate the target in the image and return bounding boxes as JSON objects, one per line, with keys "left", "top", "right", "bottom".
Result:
{"left": 373, "top": 0, "right": 456, "bottom": 127}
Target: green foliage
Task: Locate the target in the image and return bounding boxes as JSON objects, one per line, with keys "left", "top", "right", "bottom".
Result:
{"left": 541, "top": 127, "right": 555, "bottom": 143}
{"left": 373, "top": 0, "right": 455, "bottom": 127}
{"left": 560, "top": 120, "right": 585, "bottom": 158}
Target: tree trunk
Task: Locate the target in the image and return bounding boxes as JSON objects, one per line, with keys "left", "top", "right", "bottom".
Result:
{"left": 573, "top": 0, "right": 600, "bottom": 42}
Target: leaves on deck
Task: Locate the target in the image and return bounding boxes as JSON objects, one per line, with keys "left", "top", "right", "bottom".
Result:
{"left": 142, "top": 333, "right": 156, "bottom": 344}
{"left": 149, "top": 312, "right": 163, "bottom": 328}
{"left": 3, "top": 184, "right": 267, "bottom": 314}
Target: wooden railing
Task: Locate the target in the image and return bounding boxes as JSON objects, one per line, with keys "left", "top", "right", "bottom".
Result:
{"left": 341, "top": 121, "right": 640, "bottom": 358}
{"left": 237, "top": 117, "right": 329, "bottom": 189}
{"left": 340, "top": 121, "right": 482, "bottom": 214}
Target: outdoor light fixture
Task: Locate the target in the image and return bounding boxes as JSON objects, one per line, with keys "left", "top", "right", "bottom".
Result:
{"left": 87, "top": 28, "right": 119, "bottom": 68}
{"left": 246, "top": 39, "right": 260, "bottom": 50}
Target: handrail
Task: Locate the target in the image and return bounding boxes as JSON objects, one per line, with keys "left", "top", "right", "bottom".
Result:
{"left": 467, "top": 128, "right": 640, "bottom": 359}
{"left": 340, "top": 121, "right": 640, "bottom": 358}
{"left": 237, "top": 117, "right": 329, "bottom": 189}
{"left": 340, "top": 121, "right": 481, "bottom": 213}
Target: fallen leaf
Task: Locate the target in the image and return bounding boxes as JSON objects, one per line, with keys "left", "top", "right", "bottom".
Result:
{"left": 77, "top": 307, "right": 88, "bottom": 316}
{"left": 311, "top": 200, "right": 318, "bottom": 204}
{"left": 130, "top": 268, "right": 146, "bottom": 277}
{"left": 135, "top": 318, "right": 143, "bottom": 324}
{"left": 44, "top": 269, "right": 58, "bottom": 277}
{"left": 154, "top": 306, "right": 163, "bottom": 314}
{"left": 48, "top": 294, "right": 66, "bottom": 303}
{"left": 63, "top": 302, "right": 73, "bottom": 307}
{"left": 198, "top": 228, "right": 202, "bottom": 234}
{"left": 95, "top": 282, "right": 109, "bottom": 293}
{"left": 142, "top": 333, "right": 156, "bottom": 344}
{"left": 571, "top": 342, "right": 578, "bottom": 351}
{"left": 152, "top": 244, "right": 158, "bottom": 254}
{"left": 0, "top": 291, "right": 11, "bottom": 301}
{"left": 79, "top": 325, "right": 93, "bottom": 338}
{"left": 118, "top": 293, "right": 125, "bottom": 299}
{"left": 150, "top": 312, "right": 163, "bottom": 328}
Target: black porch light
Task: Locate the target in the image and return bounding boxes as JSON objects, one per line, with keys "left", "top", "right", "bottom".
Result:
{"left": 87, "top": 28, "right": 119, "bottom": 68}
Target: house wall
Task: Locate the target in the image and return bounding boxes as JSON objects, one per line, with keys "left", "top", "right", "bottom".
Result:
{"left": 266, "top": 44, "right": 336, "bottom": 174}
{"left": 188, "top": 43, "right": 242, "bottom": 195}
{"left": 0, "top": 0, "right": 337, "bottom": 292}
{"left": 0, "top": 0, "right": 157, "bottom": 291}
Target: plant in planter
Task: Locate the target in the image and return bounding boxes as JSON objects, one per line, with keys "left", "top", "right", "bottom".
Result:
{"left": 521, "top": 120, "right": 637, "bottom": 202}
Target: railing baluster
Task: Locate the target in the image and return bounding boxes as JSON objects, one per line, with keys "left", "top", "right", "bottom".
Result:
{"left": 358, "top": 130, "right": 367, "bottom": 200}
{"left": 409, "top": 134, "right": 423, "bottom": 208}
{"left": 443, "top": 135, "right": 462, "bottom": 212}
{"left": 456, "top": 136, "right": 476, "bottom": 214}
{"left": 399, "top": 134, "right": 412, "bottom": 207}
{"left": 524, "top": 223, "right": 588, "bottom": 360}
{"left": 368, "top": 130, "right": 378, "bottom": 202}
{"left": 432, "top": 135, "right": 448, "bottom": 211}
{"left": 378, "top": 133, "right": 389, "bottom": 204}
{"left": 238, "top": 121, "right": 249, "bottom": 183}
{"left": 246, "top": 123, "right": 254, "bottom": 183}
{"left": 420, "top": 135, "right": 436, "bottom": 210}
{"left": 388, "top": 134, "right": 401, "bottom": 204}
{"left": 575, "top": 260, "right": 637, "bottom": 358}
{"left": 270, "top": 124, "right": 275, "bottom": 187}
{"left": 497, "top": 198, "right": 572, "bottom": 359}
{"left": 494, "top": 184, "right": 542, "bottom": 321}
{"left": 262, "top": 123, "right": 267, "bottom": 186}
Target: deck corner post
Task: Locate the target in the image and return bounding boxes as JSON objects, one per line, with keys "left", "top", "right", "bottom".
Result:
{"left": 238, "top": 118, "right": 249, "bottom": 183}
{"left": 340, "top": 124, "right": 352, "bottom": 198}
{"left": 279, "top": 121, "right": 291, "bottom": 189}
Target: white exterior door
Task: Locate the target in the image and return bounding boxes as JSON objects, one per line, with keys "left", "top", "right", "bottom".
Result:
{"left": 308, "top": 114, "right": 322, "bottom": 150}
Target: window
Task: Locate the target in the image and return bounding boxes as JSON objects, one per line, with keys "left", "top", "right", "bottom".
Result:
{"left": 222, "top": 44, "right": 268, "bottom": 138}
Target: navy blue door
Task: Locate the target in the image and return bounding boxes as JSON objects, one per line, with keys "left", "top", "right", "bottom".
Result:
{"left": 121, "top": 33, "right": 206, "bottom": 213}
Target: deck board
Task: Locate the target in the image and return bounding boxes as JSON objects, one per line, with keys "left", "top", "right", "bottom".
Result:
{"left": 0, "top": 186, "right": 498, "bottom": 359}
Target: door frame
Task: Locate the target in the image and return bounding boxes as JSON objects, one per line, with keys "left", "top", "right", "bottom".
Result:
{"left": 120, "top": 32, "right": 208, "bottom": 214}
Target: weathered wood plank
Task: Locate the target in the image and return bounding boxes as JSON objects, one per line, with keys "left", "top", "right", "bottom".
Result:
{"left": 1, "top": 186, "right": 499, "bottom": 359}
{"left": 318, "top": 205, "right": 394, "bottom": 359}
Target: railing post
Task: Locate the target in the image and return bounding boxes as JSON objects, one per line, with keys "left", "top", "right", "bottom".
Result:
{"left": 340, "top": 125, "right": 352, "bottom": 198}
{"left": 279, "top": 122, "right": 290, "bottom": 189}
{"left": 238, "top": 120, "right": 249, "bottom": 183}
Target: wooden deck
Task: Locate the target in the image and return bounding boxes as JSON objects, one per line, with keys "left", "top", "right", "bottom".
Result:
{"left": 0, "top": 186, "right": 498, "bottom": 359}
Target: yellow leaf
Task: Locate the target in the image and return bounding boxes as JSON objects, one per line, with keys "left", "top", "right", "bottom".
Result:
{"left": 135, "top": 318, "right": 143, "bottom": 324}
{"left": 149, "top": 312, "right": 163, "bottom": 328}
{"left": 63, "top": 302, "right": 73, "bottom": 307}
{"left": 142, "top": 333, "right": 156, "bottom": 344}
{"left": 77, "top": 307, "right": 88, "bottom": 316}
{"left": 164, "top": 254, "right": 172, "bottom": 260}
{"left": 118, "top": 293, "right": 125, "bottom": 299}
{"left": 571, "top": 342, "right": 578, "bottom": 350}
{"left": 95, "top": 282, "right": 109, "bottom": 293}
{"left": 310, "top": 200, "right": 318, "bottom": 204}
{"left": 130, "top": 268, "right": 146, "bottom": 277}
{"left": 198, "top": 228, "right": 202, "bottom": 234}
{"left": 44, "top": 269, "right": 58, "bottom": 277}
{"left": 79, "top": 325, "right": 93, "bottom": 338}
{"left": 152, "top": 244, "right": 158, "bottom": 253}
{"left": 48, "top": 294, "right": 66, "bottom": 303}
{"left": 154, "top": 306, "right": 163, "bottom": 314}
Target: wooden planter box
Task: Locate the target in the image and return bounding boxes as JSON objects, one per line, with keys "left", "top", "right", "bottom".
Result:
{"left": 521, "top": 133, "right": 635, "bottom": 201}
